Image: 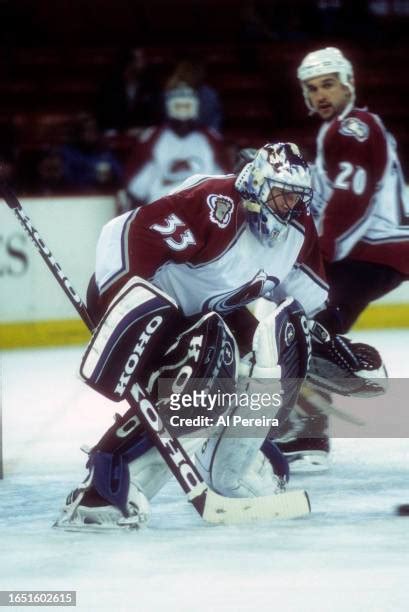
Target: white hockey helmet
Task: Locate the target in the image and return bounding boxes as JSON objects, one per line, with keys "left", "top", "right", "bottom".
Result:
{"left": 235, "top": 142, "right": 312, "bottom": 247}
{"left": 297, "top": 47, "right": 355, "bottom": 112}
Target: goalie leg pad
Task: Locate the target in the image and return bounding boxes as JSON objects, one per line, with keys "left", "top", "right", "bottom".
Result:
{"left": 195, "top": 435, "right": 285, "bottom": 498}
{"left": 73, "top": 407, "right": 155, "bottom": 515}
{"left": 196, "top": 298, "right": 312, "bottom": 498}
{"left": 55, "top": 404, "right": 205, "bottom": 530}
{"left": 78, "top": 404, "right": 204, "bottom": 507}
{"left": 68, "top": 309, "right": 238, "bottom": 521}
{"left": 89, "top": 436, "right": 203, "bottom": 506}
{"left": 241, "top": 297, "right": 311, "bottom": 424}
{"left": 195, "top": 383, "right": 284, "bottom": 498}
{"left": 80, "top": 277, "right": 183, "bottom": 402}
{"left": 150, "top": 311, "right": 239, "bottom": 435}
{"left": 243, "top": 296, "right": 311, "bottom": 381}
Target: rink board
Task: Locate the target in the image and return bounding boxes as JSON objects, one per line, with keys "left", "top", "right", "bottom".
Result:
{"left": 0, "top": 195, "right": 115, "bottom": 348}
{"left": 1, "top": 195, "right": 409, "bottom": 349}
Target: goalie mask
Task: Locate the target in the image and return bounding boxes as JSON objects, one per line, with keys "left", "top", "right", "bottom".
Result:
{"left": 235, "top": 143, "right": 313, "bottom": 247}
{"left": 297, "top": 47, "right": 355, "bottom": 114}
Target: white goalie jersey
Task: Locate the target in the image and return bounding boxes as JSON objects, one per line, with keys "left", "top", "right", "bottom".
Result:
{"left": 95, "top": 174, "right": 328, "bottom": 318}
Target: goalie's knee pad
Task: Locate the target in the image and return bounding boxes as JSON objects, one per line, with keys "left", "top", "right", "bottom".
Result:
{"left": 80, "top": 277, "right": 183, "bottom": 401}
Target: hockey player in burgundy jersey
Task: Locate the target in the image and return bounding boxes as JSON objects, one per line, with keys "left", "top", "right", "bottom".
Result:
{"left": 55, "top": 142, "right": 385, "bottom": 530}
{"left": 276, "top": 47, "right": 405, "bottom": 469}
{"left": 299, "top": 46, "right": 409, "bottom": 332}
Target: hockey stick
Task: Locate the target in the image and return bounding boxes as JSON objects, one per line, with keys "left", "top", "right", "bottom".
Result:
{"left": 1, "top": 185, "right": 310, "bottom": 523}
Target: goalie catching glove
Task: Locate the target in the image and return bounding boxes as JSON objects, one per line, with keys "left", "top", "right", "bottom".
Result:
{"left": 306, "top": 320, "right": 388, "bottom": 397}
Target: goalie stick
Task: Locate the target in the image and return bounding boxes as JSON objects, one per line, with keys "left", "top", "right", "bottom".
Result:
{"left": 1, "top": 183, "right": 310, "bottom": 523}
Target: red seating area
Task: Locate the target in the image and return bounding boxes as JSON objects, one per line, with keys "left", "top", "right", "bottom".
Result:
{"left": 1, "top": 41, "right": 408, "bottom": 178}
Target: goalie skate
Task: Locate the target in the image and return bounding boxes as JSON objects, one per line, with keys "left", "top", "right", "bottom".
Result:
{"left": 275, "top": 387, "right": 331, "bottom": 473}
{"left": 54, "top": 474, "right": 150, "bottom": 532}
{"left": 276, "top": 436, "right": 330, "bottom": 473}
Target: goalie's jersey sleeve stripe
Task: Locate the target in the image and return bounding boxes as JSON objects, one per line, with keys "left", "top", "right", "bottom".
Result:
{"left": 96, "top": 209, "right": 140, "bottom": 294}
{"left": 297, "top": 262, "right": 329, "bottom": 291}
{"left": 362, "top": 235, "right": 409, "bottom": 244}
{"left": 289, "top": 219, "right": 306, "bottom": 236}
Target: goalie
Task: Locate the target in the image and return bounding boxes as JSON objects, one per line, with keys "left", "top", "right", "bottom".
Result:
{"left": 55, "top": 142, "right": 386, "bottom": 530}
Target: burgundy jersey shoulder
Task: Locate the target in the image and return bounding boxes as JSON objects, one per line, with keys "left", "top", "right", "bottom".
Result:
{"left": 322, "top": 108, "right": 388, "bottom": 183}
{"left": 126, "top": 174, "right": 246, "bottom": 279}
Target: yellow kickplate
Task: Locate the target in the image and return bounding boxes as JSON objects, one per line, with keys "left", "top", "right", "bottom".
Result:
{"left": 353, "top": 303, "right": 409, "bottom": 330}
{"left": 1, "top": 302, "right": 408, "bottom": 349}
{"left": 0, "top": 319, "right": 90, "bottom": 349}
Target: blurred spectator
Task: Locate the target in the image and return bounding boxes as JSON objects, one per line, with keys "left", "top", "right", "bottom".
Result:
{"left": 20, "top": 114, "right": 123, "bottom": 195}
{"left": 18, "top": 148, "right": 68, "bottom": 196}
{"left": 61, "top": 113, "right": 123, "bottom": 193}
{"left": 121, "top": 85, "right": 229, "bottom": 210}
{"left": 96, "top": 48, "right": 161, "bottom": 135}
{"left": 165, "top": 59, "right": 223, "bottom": 132}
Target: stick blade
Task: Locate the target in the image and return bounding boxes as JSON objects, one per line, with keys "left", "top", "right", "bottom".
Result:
{"left": 190, "top": 487, "right": 311, "bottom": 524}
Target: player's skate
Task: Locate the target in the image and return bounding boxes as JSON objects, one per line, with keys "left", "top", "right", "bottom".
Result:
{"left": 275, "top": 387, "right": 331, "bottom": 473}
{"left": 54, "top": 460, "right": 150, "bottom": 532}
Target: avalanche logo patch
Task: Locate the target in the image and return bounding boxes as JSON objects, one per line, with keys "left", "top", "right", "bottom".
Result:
{"left": 339, "top": 117, "right": 369, "bottom": 143}
{"left": 207, "top": 194, "right": 234, "bottom": 228}
{"left": 223, "top": 341, "right": 234, "bottom": 366}
{"left": 284, "top": 322, "right": 295, "bottom": 347}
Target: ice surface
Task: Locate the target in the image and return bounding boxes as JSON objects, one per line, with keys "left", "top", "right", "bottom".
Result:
{"left": 1, "top": 330, "right": 409, "bottom": 611}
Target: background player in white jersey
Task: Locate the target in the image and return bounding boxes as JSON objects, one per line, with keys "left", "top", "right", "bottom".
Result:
{"left": 276, "top": 47, "right": 409, "bottom": 467}
{"left": 121, "top": 85, "right": 228, "bottom": 209}
{"left": 55, "top": 142, "right": 385, "bottom": 530}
